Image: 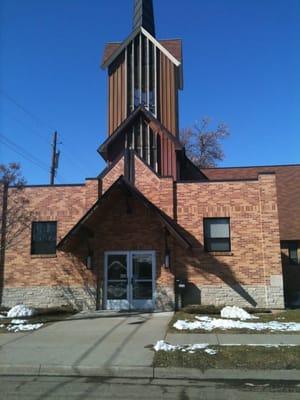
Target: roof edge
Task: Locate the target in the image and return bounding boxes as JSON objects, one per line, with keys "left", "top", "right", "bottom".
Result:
{"left": 101, "top": 26, "right": 181, "bottom": 69}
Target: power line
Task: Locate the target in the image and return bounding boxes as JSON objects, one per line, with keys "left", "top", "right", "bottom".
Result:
{"left": 1, "top": 90, "right": 93, "bottom": 176}
{"left": 0, "top": 133, "right": 67, "bottom": 183}
{"left": 6, "top": 113, "right": 52, "bottom": 146}
{"left": 0, "top": 132, "right": 52, "bottom": 176}
{"left": 0, "top": 89, "right": 56, "bottom": 133}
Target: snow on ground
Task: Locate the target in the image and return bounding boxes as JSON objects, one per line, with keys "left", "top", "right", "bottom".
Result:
{"left": 7, "top": 323, "right": 43, "bottom": 333}
{"left": 0, "top": 314, "right": 5, "bottom": 318}
{"left": 154, "top": 340, "right": 180, "bottom": 352}
{"left": 221, "top": 306, "right": 258, "bottom": 320}
{"left": 10, "top": 319, "right": 27, "bottom": 325}
{"left": 154, "top": 340, "right": 210, "bottom": 354}
{"left": 0, "top": 305, "right": 43, "bottom": 333}
{"left": 7, "top": 304, "right": 37, "bottom": 318}
{"left": 204, "top": 348, "right": 218, "bottom": 355}
{"left": 173, "top": 315, "right": 300, "bottom": 332}
{"left": 153, "top": 341, "right": 297, "bottom": 355}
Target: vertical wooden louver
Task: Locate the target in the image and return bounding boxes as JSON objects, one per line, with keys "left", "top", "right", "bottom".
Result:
{"left": 158, "top": 52, "right": 178, "bottom": 137}
{"left": 106, "top": 34, "right": 180, "bottom": 180}
{"left": 108, "top": 52, "right": 126, "bottom": 135}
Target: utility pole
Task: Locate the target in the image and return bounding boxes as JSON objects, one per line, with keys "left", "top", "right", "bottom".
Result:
{"left": 50, "top": 131, "right": 60, "bottom": 185}
{"left": 0, "top": 181, "right": 8, "bottom": 304}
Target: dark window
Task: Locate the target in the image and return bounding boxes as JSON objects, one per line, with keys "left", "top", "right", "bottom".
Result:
{"left": 31, "top": 222, "right": 57, "bottom": 255}
{"left": 204, "top": 218, "right": 231, "bottom": 252}
{"left": 288, "top": 242, "right": 299, "bottom": 264}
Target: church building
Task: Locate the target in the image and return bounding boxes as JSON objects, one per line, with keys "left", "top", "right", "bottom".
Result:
{"left": 2, "top": 0, "right": 300, "bottom": 311}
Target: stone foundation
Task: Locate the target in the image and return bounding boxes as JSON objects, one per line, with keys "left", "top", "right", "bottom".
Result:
{"left": 155, "top": 284, "right": 175, "bottom": 311}
{"left": 183, "top": 284, "right": 285, "bottom": 309}
{"left": 2, "top": 286, "right": 96, "bottom": 311}
{"left": 2, "top": 281, "right": 285, "bottom": 312}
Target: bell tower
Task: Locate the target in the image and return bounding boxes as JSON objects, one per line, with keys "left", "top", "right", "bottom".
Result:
{"left": 99, "top": 0, "right": 184, "bottom": 179}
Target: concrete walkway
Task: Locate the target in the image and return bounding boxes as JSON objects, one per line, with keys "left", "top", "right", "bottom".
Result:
{"left": 166, "top": 332, "right": 300, "bottom": 345}
{"left": 0, "top": 312, "right": 172, "bottom": 376}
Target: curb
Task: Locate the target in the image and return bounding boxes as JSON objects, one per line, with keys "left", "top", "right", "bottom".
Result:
{"left": 0, "top": 365, "right": 299, "bottom": 381}
{"left": 154, "top": 367, "right": 300, "bottom": 381}
{"left": 0, "top": 365, "right": 153, "bottom": 378}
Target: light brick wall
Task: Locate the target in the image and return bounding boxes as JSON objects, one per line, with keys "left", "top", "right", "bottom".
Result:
{"left": 3, "top": 183, "right": 98, "bottom": 309}
{"left": 172, "top": 173, "right": 284, "bottom": 307}
{"left": 134, "top": 155, "right": 174, "bottom": 218}
{"left": 3, "top": 162, "right": 285, "bottom": 310}
{"left": 101, "top": 158, "right": 124, "bottom": 193}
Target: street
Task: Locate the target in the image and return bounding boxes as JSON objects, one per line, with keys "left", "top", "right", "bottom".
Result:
{"left": 0, "top": 376, "right": 299, "bottom": 400}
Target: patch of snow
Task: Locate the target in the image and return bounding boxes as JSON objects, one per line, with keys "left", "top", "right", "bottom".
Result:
{"left": 0, "top": 314, "right": 6, "bottom": 319}
{"left": 204, "top": 348, "right": 218, "bottom": 355}
{"left": 7, "top": 304, "right": 37, "bottom": 318}
{"left": 10, "top": 319, "right": 27, "bottom": 325}
{"left": 154, "top": 341, "right": 210, "bottom": 353}
{"left": 153, "top": 340, "right": 179, "bottom": 352}
{"left": 153, "top": 341, "right": 209, "bottom": 352}
{"left": 221, "top": 306, "right": 258, "bottom": 320}
{"left": 173, "top": 316, "right": 300, "bottom": 332}
{"left": 0, "top": 324, "right": 4, "bottom": 328}
{"left": 245, "top": 383, "right": 269, "bottom": 387}
{"left": 7, "top": 323, "right": 43, "bottom": 333}
{"left": 186, "top": 343, "right": 209, "bottom": 350}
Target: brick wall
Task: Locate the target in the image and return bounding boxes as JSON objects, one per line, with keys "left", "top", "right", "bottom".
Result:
{"left": 173, "top": 173, "right": 284, "bottom": 307}
{"left": 3, "top": 183, "right": 98, "bottom": 309}
{"left": 101, "top": 157, "right": 124, "bottom": 193}
{"left": 2, "top": 161, "right": 285, "bottom": 310}
{"left": 134, "top": 155, "right": 174, "bottom": 218}
{"left": 68, "top": 186, "right": 175, "bottom": 310}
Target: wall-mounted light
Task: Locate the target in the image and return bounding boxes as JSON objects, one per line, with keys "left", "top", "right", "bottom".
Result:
{"left": 164, "top": 250, "right": 170, "bottom": 269}
{"left": 86, "top": 255, "right": 93, "bottom": 269}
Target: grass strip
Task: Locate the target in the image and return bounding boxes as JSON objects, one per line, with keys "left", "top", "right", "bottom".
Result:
{"left": 154, "top": 345, "right": 300, "bottom": 370}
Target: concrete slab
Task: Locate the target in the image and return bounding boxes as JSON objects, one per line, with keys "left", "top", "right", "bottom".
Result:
{"left": 166, "top": 333, "right": 219, "bottom": 345}
{"left": 165, "top": 333, "right": 300, "bottom": 346}
{"left": 0, "top": 312, "right": 172, "bottom": 370}
{"left": 216, "top": 334, "right": 300, "bottom": 345}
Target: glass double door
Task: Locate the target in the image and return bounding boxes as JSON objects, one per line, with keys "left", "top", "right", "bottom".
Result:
{"left": 104, "top": 251, "right": 155, "bottom": 310}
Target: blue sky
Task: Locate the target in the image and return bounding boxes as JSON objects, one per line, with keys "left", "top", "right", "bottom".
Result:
{"left": 0, "top": 0, "right": 299, "bottom": 184}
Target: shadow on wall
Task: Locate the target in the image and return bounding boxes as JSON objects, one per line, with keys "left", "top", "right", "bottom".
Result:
{"left": 58, "top": 185, "right": 259, "bottom": 309}
{"left": 53, "top": 252, "right": 97, "bottom": 310}
{"left": 167, "top": 226, "right": 258, "bottom": 308}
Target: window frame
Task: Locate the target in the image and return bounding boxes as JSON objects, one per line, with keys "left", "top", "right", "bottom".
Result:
{"left": 203, "top": 217, "right": 231, "bottom": 253}
{"left": 31, "top": 221, "right": 57, "bottom": 255}
{"left": 288, "top": 241, "right": 299, "bottom": 265}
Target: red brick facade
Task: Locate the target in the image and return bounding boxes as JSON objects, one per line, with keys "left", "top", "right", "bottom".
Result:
{"left": 3, "top": 154, "right": 296, "bottom": 310}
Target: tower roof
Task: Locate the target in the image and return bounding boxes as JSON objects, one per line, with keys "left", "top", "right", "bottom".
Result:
{"left": 133, "top": 0, "right": 155, "bottom": 37}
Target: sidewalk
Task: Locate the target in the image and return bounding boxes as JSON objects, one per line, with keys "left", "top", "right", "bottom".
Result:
{"left": 0, "top": 312, "right": 170, "bottom": 377}
{"left": 166, "top": 332, "right": 300, "bottom": 345}
{"left": 0, "top": 312, "right": 299, "bottom": 381}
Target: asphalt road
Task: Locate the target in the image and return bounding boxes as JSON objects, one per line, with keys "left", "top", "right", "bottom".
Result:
{"left": 0, "top": 376, "right": 299, "bottom": 400}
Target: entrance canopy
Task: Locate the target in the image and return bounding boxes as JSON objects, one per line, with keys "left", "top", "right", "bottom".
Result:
{"left": 57, "top": 176, "right": 193, "bottom": 251}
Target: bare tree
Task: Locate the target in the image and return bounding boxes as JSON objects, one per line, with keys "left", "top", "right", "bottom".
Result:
{"left": 180, "top": 117, "right": 230, "bottom": 168}
{"left": 0, "top": 163, "right": 34, "bottom": 303}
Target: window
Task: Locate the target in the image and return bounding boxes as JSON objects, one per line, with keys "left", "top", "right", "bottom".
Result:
{"left": 126, "top": 33, "right": 157, "bottom": 115}
{"left": 204, "top": 218, "right": 231, "bottom": 252}
{"left": 31, "top": 222, "right": 57, "bottom": 255}
{"left": 288, "top": 242, "right": 299, "bottom": 264}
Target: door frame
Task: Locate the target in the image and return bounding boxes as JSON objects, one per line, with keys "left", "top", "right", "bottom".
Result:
{"left": 103, "top": 250, "right": 156, "bottom": 310}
